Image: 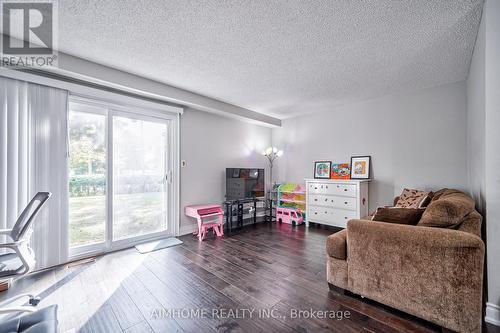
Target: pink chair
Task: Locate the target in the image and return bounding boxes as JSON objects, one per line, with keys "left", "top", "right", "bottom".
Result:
{"left": 185, "top": 204, "right": 224, "bottom": 241}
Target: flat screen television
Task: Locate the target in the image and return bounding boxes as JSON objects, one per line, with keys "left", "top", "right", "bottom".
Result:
{"left": 225, "top": 168, "right": 265, "bottom": 200}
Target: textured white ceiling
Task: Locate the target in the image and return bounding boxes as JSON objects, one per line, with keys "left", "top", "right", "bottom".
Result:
{"left": 58, "top": 0, "right": 483, "bottom": 119}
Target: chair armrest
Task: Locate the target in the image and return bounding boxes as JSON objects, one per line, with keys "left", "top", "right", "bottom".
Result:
{"left": 0, "top": 241, "right": 21, "bottom": 249}
{"left": 0, "top": 229, "right": 12, "bottom": 236}
{"left": 0, "top": 229, "right": 14, "bottom": 243}
{"left": 0, "top": 306, "right": 37, "bottom": 314}
{"left": 346, "top": 219, "right": 484, "bottom": 332}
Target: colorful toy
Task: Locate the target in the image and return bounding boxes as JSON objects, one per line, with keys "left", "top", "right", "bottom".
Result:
{"left": 276, "top": 207, "right": 304, "bottom": 225}
{"left": 185, "top": 204, "right": 224, "bottom": 241}
{"left": 276, "top": 183, "right": 306, "bottom": 225}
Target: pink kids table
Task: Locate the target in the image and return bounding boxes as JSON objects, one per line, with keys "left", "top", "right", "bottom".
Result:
{"left": 184, "top": 204, "right": 224, "bottom": 241}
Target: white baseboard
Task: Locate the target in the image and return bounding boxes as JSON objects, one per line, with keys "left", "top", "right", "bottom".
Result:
{"left": 486, "top": 303, "right": 500, "bottom": 326}
{"left": 179, "top": 224, "right": 197, "bottom": 236}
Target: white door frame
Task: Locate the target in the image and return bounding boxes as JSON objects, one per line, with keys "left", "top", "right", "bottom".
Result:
{"left": 68, "top": 95, "right": 180, "bottom": 259}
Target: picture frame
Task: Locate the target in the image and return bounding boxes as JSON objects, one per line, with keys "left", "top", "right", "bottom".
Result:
{"left": 249, "top": 169, "right": 259, "bottom": 179}
{"left": 232, "top": 169, "right": 240, "bottom": 178}
{"left": 350, "top": 156, "right": 371, "bottom": 179}
{"left": 331, "top": 163, "right": 350, "bottom": 180}
{"left": 239, "top": 169, "right": 249, "bottom": 178}
{"left": 314, "top": 161, "right": 332, "bottom": 179}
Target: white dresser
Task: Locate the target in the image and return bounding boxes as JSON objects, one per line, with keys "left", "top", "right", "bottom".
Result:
{"left": 305, "top": 179, "right": 370, "bottom": 228}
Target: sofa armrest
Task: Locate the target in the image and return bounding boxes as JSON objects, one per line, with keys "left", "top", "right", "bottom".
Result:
{"left": 346, "top": 219, "right": 484, "bottom": 333}
{"left": 326, "top": 229, "right": 347, "bottom": 260}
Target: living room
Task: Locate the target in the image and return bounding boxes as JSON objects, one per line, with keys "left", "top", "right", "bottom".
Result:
{"left": 0, "top": 1, "right": 499, "bottom": 332}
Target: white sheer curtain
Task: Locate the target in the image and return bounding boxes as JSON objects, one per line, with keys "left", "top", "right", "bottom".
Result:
{"left": 29, "top": 82, "right": 69, "bottom": 269}
{"left": 0, "top": 76, "right": 69, "bottom": 270}
{"left": 0, "top": 78, "right": 30, "bottom": 234}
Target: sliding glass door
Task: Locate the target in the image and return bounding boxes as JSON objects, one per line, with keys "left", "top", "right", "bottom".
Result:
{"left": 112, "top": 114, "right": 169, "bottom": 241}
{"left": 68, "top": 98, "right": 175, "bottom": 256}
{"left": 68, "top": 104, "right": 107, "bottom": 249}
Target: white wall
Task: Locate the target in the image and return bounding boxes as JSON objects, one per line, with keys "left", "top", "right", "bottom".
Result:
{"left": 483, "top": 0, "right": 500, "bottom": 325}
{"left": 179, "top": 107, "right": 272, "bottom": 234}
{"left": 273, "top": 81, "right": 468, "bottom": 212}
{"left": 467, "top": 6, "right": 486, "bottom": 215}
{"left": 467, "top": 0, "right": 500, "bottom": 325}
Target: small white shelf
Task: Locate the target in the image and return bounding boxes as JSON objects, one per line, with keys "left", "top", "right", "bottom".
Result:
{"left": 279, "top": 198, "right": 306, "bottom": 204}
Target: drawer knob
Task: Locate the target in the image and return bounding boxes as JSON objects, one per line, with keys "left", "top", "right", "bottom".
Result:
{"left": 344, "top": 189, "right": 348, "bottom": 191}
{"left": 344, "top": 202, "right": 348, "bottom": 204}
{"left": 326, "top": 186, "right": 328, "bottom": 189}
{"left": 325, "top": 211, "right": 328, "bottom": 214}
{"left": 324, "top": 198, "right": 328, "bottom": 201}
{"left": 314, "top": 212, "right": 318, "bottom": 215}
{"left": 314, "top": 198, "right": 318, "bottom": 201}
{"left": 344, "top": 217, "right": 348, "bottom": 219}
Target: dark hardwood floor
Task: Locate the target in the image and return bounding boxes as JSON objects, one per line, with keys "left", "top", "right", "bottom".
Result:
{"left": 1, "top": 222, "right": 499, "bottom": 332}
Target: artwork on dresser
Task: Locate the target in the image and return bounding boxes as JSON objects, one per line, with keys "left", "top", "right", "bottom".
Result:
{"left": 350, "top": 156, "right": 371, "bottom": 179}
{"left": 331, "top": 163, "right": 350, "bottom": 179}
{"left": 314, "top": 161, "right": 331, "bottom": 179}
{"left": 232, "top": 169, "right": 240, "bottom": 178}
{"left": 249, "top": 169, "right": 259, "bottom": 179}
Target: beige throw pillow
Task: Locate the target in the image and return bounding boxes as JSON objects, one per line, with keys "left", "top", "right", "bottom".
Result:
{"left": 395, "top": 188, "right": 432, "bottom": 208}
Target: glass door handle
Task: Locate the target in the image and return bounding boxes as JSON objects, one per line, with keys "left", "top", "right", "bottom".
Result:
{"left": 165, "top": 170, "right": 173, "bottom": 184}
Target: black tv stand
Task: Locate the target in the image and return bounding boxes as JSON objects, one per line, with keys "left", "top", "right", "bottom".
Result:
{"left": 224, "top": 198, "right": 266, "bottom": 233}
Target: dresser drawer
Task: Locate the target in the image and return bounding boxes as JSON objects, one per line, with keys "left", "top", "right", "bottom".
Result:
{"left": 308, "top": 183, "right": 357, "bottom": 197}
{"left": 308, "top": 206, "right": 358, "bottom": 227}
{"left": 309, "top": 194, "right": 357, "bottom": 211}
{"left": 308, "top": 206, "right": 331, "bottom": 223}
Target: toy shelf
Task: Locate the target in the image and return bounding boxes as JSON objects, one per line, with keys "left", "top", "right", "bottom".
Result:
{"left": 276, "top": 183, "right": 306, "bottom": 224}
{"left": 279, "top": 198, "right": 306, "bottom": 204}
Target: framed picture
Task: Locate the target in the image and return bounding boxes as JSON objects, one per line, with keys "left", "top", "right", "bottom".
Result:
{"left": 314, "top": 161, "right": 331, "bottom": 179}
{"left": 239, "top": 169, "right": 249, "bottom": 179}
{"left": 350, "top": 156, "right": 371, "bottom": 179}
{"left": 232, "top": 169, "right": 240, "bottom": 178}
{"left": 331, "top": 163, "right": 350, "bottom": 180}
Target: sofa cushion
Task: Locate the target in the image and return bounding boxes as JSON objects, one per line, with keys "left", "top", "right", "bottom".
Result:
{"left": 417, "top": 189, "right": 475, "bottom": 229}
{"left": 395, "top": 188, "right": 433, "bottom": 208}
{"left": 372, "top": 207, "right": 425, "bottom": 225}
{"left": 326, "top": 229, "right": 347, "bottom": 260}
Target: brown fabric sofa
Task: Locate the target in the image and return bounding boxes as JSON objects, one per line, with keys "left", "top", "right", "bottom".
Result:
{"left": 326, "top": 189, "right": 485, "bottom": 333}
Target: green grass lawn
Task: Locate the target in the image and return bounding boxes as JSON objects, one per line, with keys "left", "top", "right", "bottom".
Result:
{"left": 69, "top": 192, "right": 166, "bottom": 247}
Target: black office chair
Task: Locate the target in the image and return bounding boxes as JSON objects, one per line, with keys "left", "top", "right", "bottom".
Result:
{"left": 0, "top": 192, "right": 51, "bottom": 314}
{"left": 0, "top": 305, "right": 58, "bottom": 333}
